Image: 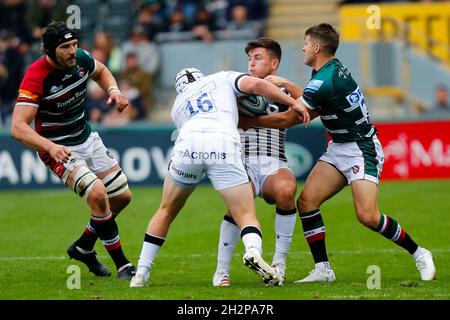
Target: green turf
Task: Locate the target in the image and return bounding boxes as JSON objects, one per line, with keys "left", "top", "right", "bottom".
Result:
{"left": 0, "top": 180, "right": 449, "bottom": 300}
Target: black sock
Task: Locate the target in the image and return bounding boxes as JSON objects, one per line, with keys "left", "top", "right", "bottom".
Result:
{"left": 300, "top": 209, "right": 329, "bottom": 263}
{"left": 89, "top": 213, "right": 130, "bottom": 269}
{"left": 74, "top": 221, "right": 98, "bottom": 252}
{"left": 74, "top": 212, "right": 119, "bottom": 252}
{"left": 373, "top": 214, "right": 419, "bottom": 254}
{"left": 223, "top": 215, "right": 237, "bottom": 226}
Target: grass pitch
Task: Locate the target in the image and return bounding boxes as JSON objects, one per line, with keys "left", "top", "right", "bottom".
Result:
{"left": 0, "top": 180, "right": 449, "bottom": 300}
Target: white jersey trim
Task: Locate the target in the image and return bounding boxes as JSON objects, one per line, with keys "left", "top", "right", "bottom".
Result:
{"left": 301, "top": 96, "right": 315, "bottom": 110}
{"left": 43, "top": 73, "right": 89, "bottom": 100}
{"left": 15, "top": 102, "right": 39, "bottom": 108}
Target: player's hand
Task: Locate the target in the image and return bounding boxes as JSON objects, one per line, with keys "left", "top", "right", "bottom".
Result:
{"left": 107, "top": 91, "right": 129, "bottom": 113}
{"left": 292, "top": 100, "right": 310, "bottom": 127}
{"left": 48, "top": 144, "right": 72, "bottom": 164}
{"left": 264, "top": 75, "right": 288, "bottom": 87}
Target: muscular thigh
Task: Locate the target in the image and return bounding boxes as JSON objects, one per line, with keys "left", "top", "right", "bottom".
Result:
{"left": 159, "top": 174, "right": 196, "bottom": 214}
{"left": 300, "top": 161, "right": 347, "bottom": 210}
{"left": 261, "top": 168, "right": 297, "bottom": 204}
{"left": 351, "top": 179, "right": 379, "bottom": 217}
{"left": 218, "top": 182, "right": 256, "bottom": 228}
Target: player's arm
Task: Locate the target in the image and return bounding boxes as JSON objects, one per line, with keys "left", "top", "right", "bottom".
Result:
{"left": 90, "top": 59, "right": 128, "bottom": 113}
{"left": 239, "top": 100, "right": 318, "bottom": 129}
{"left": 239, "top": 76, "right": 310, "bottom": 126}
{"left": 264, "top": 75, "right": 303, "bottom": 99}
{"left": 11, "top": 106, "right": 71, "bottom": 163}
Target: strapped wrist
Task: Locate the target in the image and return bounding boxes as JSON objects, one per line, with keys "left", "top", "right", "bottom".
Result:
{"left": 107, "top": 86, "right": 121, "bottom": 95}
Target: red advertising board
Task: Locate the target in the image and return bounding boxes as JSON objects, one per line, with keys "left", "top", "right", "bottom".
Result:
{"left": 376, "top": 120, "right": 450, "bottom": 180}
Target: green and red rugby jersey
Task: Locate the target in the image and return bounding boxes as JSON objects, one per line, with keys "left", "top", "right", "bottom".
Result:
{"left": 16, "top": 48, "right": 96, "bottom": 146}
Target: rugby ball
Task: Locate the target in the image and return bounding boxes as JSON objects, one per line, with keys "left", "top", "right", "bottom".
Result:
{"left": 238, "top": 95, "right": 268, "bottom": 116}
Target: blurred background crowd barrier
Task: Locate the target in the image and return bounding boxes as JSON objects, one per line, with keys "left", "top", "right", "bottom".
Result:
{"left": 1, "top": 0, "right": 450, "bottom": 189}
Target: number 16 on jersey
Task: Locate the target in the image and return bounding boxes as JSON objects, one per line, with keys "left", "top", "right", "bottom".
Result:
{"left": 187, "top": 92, "right": 216, "bottom": 117}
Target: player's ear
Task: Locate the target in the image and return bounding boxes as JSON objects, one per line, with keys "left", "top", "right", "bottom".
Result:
{"left": 272, "top": 59, "right": 280, "bottom": 70}
{"left": 314, "top": 43, "right": 320, "bottom": 54}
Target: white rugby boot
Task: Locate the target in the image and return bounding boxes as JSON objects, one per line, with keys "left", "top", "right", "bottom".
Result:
{"left": 213, "top": 269, "right": 231, "bottom": 287}
{"left": 243, "top": 248, "right": 283, "bottom": 286}
{"left": 130, "top": 273, "right": 149, "bottom": 288}
{"left": 271, "top": 260, "right": 286, "bottom": 285}
{"left": 295, "top": 262, "right": 336, "bottom": 283}
{"left": 413, "top": 247, "right": 436, "bottom": 281}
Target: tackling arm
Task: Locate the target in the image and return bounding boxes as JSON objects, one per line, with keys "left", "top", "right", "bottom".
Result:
{"left": 239, "top": 76, "right": 310, "bottom": 126}
{"left": 239, "top": 105, "right": 318, "bottom": 130}
{"left": 264, "top": 75, "right": 303, "bottom": 99}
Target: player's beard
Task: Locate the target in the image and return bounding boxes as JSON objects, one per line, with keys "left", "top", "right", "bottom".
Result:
{"left": 57, "top": 54, "right": 76, "bottom": 68}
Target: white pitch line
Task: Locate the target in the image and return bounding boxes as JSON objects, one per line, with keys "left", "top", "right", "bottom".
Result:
{"left": 0, "top": 256, "right": 66, "bottom": 261}
{"left": 0, "top": 248, "right": 449, "bottom": 261}
{"left": 328, "top": 293, "right": 450, "bottom": 299}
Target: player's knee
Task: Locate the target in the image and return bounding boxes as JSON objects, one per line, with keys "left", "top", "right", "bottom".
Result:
{"left": 102, "top": 169, "right": 129, "bottom": 199}
{"left": 297, "top": 190, "right": 311, "bottom": 212}
{"left": 275, "top": 184, "right": 296, "bottom": 207}
{"left": 297, "top": 189, "right": 321, "bottom": 213}
{"left": 114, "top": 189, "right": 132, "bottom": 208}
{"left": 356, "top": 209, "right": 379, "bottom": 229}
{"left": 70, "top": 166, "right": 101, "bottom": 200}
{"left": 87, "top": 184, "right": 109, "bottom": 214}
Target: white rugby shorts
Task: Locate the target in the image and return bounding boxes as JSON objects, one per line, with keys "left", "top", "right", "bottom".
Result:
{"left": 244, "top": 155, "right": 292, "bottom": 197}
{"left": 169, "top": 131, "right": 249, "bottom": 190}
{"left": 64, "top": 131, "right": 118, "bottom": 174}
{"left": 319, "top": 135, "right": 384, "bottom": 185}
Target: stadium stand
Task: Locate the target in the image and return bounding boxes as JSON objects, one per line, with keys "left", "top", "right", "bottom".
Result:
{"left": 1, "top": 0, "right": 450, "bottom": 127}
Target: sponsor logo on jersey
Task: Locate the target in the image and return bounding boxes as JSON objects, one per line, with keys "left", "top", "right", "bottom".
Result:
{"left": 338, "top": 66, "right": 351, "bottom": 79}
{"left": 305, "top": 79, "right": 324, "bottom": 92}
{"left": 50, "top": 85, "right": 64, "bottom": 94}
{"left": 62, "top": 73, "right": 73, "bottom": 81}
{"left": 106, "top": 150, "right": 115, "bottom": 159}
{"left": 17, "top": 89, "right": 39, "bottom": 103}
{"left": 346, "top": 87, "right": 363, "bottom": 105}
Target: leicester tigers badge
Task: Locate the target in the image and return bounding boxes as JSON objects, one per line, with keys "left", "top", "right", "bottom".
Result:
{"left": 78, "top": 67, "right": 85, "bottom": 78}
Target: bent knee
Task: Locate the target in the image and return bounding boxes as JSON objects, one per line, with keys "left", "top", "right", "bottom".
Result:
{"left": 356, "top": 210, "right": 380, "bottom": 229}
{"left": 297, "top": 190, "right": 319, "bottom": 213}
{"left": 117, "top": 189, "right": 132, "bottom": 206}
{"left": 275, "top": 184, "right": 296, "bottom": 208}
{"left": 88, "top": 184, "right": 109, "bottom": 213}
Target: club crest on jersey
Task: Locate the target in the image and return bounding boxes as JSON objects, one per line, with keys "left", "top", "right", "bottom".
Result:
{"left": 77, "top": 67, "right": 85, "bottom": 77}
{"left": 352, "top": 165, "right": 360, "bottom": 174}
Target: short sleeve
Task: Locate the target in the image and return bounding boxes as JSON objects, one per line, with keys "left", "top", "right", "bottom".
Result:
{"left": 76, "top": 48, "right": 96, "bottom": 75}
{"left": 223, "top": 71, "right": 250, "bottom": 98}
{"left": 301, "top": 79, "right": 330, "bottom": 110}
{"left": 16, "top": 68, "right": 44, "bottom": 108}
